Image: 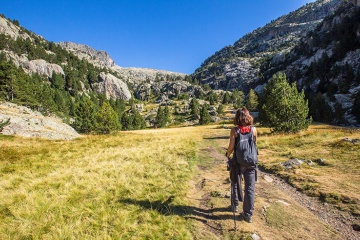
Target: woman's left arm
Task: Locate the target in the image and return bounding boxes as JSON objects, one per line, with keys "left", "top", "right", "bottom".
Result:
{"left": 227, "top": 128, "right": 236, "bottom": 157}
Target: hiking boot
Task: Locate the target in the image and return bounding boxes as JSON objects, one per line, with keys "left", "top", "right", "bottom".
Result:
{"left": 232, "top": 205, "right": 238, "bottom": 212}
{"left": 240, "top": 212, "right": 252, "bottom": 223}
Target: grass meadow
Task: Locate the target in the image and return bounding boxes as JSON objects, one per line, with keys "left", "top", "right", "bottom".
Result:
{"left": 0, "top": 124, "right": 359, "bottom": 239}
{"left": 256, "top": 124, "right": 360, "bottom": 216}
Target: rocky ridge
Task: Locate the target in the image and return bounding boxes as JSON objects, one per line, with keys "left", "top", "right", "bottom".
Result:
{"left": 193, "top": 0, "right": 343, "bottom": 91}
{"left": 0, "top": 17, "right": 187, "bottom": 102}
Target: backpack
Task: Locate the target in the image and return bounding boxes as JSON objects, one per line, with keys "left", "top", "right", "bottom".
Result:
{"left": 234, "top": 126, "right": 258, "bottom": 167}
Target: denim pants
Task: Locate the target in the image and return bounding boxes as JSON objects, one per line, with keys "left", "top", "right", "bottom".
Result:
{"left": 231, "top": 165, "right": 256, "bottom": 217}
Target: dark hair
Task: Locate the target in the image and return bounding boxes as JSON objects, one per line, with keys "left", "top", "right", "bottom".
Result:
{"left": 234, "top": 108, "right": 253, "bottom": 126}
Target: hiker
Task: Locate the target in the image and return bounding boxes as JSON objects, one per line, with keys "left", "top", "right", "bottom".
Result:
{"left": 226, "top": 108, "right": 257, "bottom": 223}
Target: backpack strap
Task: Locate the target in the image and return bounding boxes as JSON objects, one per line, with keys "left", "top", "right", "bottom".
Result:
{"left": 234, "top": 127, "right": 242, "bottom": 144}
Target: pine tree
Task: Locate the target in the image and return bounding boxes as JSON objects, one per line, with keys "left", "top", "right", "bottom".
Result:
{"left": 261, "top": 72, "right": 311, "bottom": 133}
{"left": 217, "top": 104, "right": 224, "bottom": 115}
{"left": 96, "top": 102, "right": 120, "bottom": 134}
{"left": 121, "top": 112, "right": 133, "bottom": 130}
{"left": 199, "top": 104, "right": 211, "bottom": 125}
{"left": 132, "top": 110, "right": 146, "bottom": 130}
{"left": 222, "top": 92, "right": 231, "bottom": 104}
{"left": 232, "top": 90, "right": 245, "bottom": 109}
{"left": 245, "top": 89, "right": 259, "bottom": 111}
{"left": 189, "top": 98, "right": 199, "bottom": 118}
{"left": 164, "top": 104, "right": 171, "bottom": 124}
{"left": 156, "top": 105, "right": 167, "bottom": 128}
{"left": 309, "top": 93, "right": 333, "bottom": 123}
{"left": 74, "top": 96, "right": 97, "bottom": 133}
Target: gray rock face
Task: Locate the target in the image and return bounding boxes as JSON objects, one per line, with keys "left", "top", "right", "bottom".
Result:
{"left": 58, "top": 42, "right": 115, "bottom": 68}
{"left": 111, "top": 66, "right": 186, "bottom": 89}
{"left": 0, "top": 102, "right": 80, "bottom": 140}
{"left": 94, "top": 72, "right": 132, "bottom": 100}
{"left": 1, "top": 50, "right": 65, "bottom": 78}
{"left": 23, "top": 59, "right": 65, "bottom": 77}
{"left": 0, "top": 17, "right": 32, "bottom": 40}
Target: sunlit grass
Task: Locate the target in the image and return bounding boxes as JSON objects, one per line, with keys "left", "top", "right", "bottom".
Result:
{"left": 257, "top": 124, "right": 360, "bottom": 215}
{"left": 0, "top": 123, "right": 359, "bottom": 239}
{"left": 0, "top": 127, "right": 207, "bottom": 239}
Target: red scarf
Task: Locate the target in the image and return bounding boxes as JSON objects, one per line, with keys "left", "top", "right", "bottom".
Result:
{"left": 238, "top": 125, "right": 251, "bottom": 133}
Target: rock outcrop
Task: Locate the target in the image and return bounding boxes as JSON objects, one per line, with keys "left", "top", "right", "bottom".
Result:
{"left": 58, "top": 42, "right": 116, "bottom": 68}
{"left": 94, "top": 72, "right": 132, "bottom": 100}
{"left": 2, "top": 50, "right": 65, "bottom": 78}
{"left": 0, "top": 16, "right": 32, "bottom": 40}
{"left": 0, "top": 102, "right": 80, "bottom": 140}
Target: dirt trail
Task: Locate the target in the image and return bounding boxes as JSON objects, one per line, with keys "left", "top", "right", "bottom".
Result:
{"left": 187, "top": 146, "right": 359, "bottom": 240}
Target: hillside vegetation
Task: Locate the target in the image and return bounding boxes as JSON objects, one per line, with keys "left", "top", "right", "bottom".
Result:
{"left": 0, "top": 124, "right": 358, "bottom": 239}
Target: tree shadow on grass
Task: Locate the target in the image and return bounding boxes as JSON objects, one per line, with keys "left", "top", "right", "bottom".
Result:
{"left": 203, "top": 136, "right": 229, "bottom": 140}
{"left": 117, "top": 196, "right": 237, "bottom": 227}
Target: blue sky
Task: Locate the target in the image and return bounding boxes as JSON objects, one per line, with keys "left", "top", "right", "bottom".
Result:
{"left": 0, "top": 0, "right": 315, "bottom": 74}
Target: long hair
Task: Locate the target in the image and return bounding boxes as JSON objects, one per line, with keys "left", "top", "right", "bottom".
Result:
{"left": 234, "top": 108, "right": 253, "bottom": 126}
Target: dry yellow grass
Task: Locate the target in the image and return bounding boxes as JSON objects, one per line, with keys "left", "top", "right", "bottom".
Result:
{"left": 0, "top": 124, "right": 358, "bottom": 239}
{"left": 256, "top": 124, "right": 360, "bottom": 215}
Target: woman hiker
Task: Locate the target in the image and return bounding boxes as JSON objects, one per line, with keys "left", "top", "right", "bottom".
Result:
{"left": 226, "top": 108, "right": 258, "bottom": 223}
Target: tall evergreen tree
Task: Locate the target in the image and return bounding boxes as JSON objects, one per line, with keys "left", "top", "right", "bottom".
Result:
{"left": 199, "top": 104, "right": 211, "bottom": 125}
{"left": 164, "top": 104, "right": 171, "bottom": 124}
{"left": 246, "top": 89, "right": 259, "bottom": 111}
{"left": 155, "top": 105, "right": 167, "bottom": 127}
{"left": 96, "top": 102, "right": 120, "bottom": 134}
{"left": 121, "top": 112, "right": 133, "bottom": 130}
{"left": 132, "top": 110, "right": 147, "bottom": 130}
{"left": 309, "top": 93, "right": 333, "bottom": 123}
{"left": 222, "top": 92, "right": 231, "bottom": 104}
{"left": 74, "top": 96, "right": 97, "bottom": 133}
{"left": 232, "top": 90, "right": 245, "bottom": 109}
{"left": 189, "top": 98, "right": 200, "bottom": 117}
{"left": 261, "top": 72, "right": 311, "bottom": 133}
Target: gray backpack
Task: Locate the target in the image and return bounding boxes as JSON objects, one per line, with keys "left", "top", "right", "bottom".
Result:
{"left": 234, "top": 126, "right": 258, "bottom": 167}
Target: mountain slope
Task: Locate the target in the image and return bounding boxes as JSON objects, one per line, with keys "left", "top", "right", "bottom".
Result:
{"left": 193, "top": 0, "right": 343, "bottom": 91}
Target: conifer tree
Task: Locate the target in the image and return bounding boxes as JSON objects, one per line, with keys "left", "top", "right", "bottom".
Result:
{"left": 164, "top": 104, "right": 171, "bottom": 124}
{"left": 132, "top": 110, "right": 147, "bottom": 130}
{"left": 309, "top": 93, "right": 333, "bottom": 123}
{"left": 155, "top": 105, "right": 167, "bottom": 128}
{"left": 121, "top": 112, "right": 133, "bottom": 130}
{"left": 222, "top": 92, "right": 231, "bottom": 104}
{"left": 246, "top": 89, "right": 259, "bottom": 111}
{"left": 74, "top": 96, "right": 97, "bottom": 133}
{"left": 199, "top": 104, "right": 211, "bottom": 125}
{"left": 96, "top": 102, "right": 120, "bottom": 134}
{"left": 261, "top": 72, "right": 311, "bottom": 133}
{"left": 232, "top": 90, "right": 245, "bottom": 109}
{"left": 189, "top": 98, "right": 199, "bottom": 116}
{"left": 217, "top": 104, "right": 224, "bottom": 115}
